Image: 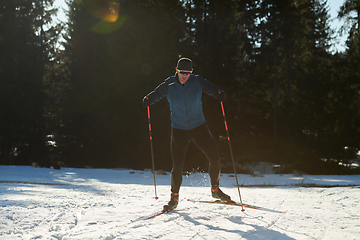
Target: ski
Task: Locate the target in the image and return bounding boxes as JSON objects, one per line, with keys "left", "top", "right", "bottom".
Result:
{"left": 187, "top": 199, "right": 286, "bottom": 213}
{"left": 131, "top": 208, "right": 189, "bottom": 222}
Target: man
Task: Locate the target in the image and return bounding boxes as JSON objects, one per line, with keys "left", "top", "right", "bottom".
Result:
{"left": 142, "top": 58, "right": 230, "bottom": 211}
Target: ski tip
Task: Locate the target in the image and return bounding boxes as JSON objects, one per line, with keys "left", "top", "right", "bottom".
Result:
{"left": 155, "top": 197, "right": 159, "bottom": 200}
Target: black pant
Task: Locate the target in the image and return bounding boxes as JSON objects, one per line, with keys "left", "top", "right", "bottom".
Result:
{"left": 170, "top": 123, "right": 220, "bottom": 193}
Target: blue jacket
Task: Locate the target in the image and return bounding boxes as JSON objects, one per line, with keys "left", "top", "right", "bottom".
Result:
{"left": 148, "top": 73, "right": 222, "bottom": 130}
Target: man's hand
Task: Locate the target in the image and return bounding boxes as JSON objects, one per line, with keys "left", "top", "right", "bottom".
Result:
{"left": 217, "top": 89, "right": 226, "bottom": 102}
{"left": 142, "top": 95, "right": 151, "bottom": 106}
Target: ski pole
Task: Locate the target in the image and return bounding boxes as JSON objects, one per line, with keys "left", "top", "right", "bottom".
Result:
{"left": 146, "top": 96, "right": 159, "bottom": 200}
{"left": 218, "top": 90, "right": 244, "bottom": 211}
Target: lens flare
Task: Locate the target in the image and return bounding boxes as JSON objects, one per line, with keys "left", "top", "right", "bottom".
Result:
{"left": 91, "top": 15, "right": 127, "bottom": 34}
{"left": 89, "top": 1, "right": 126, "bottom": 34}
{"left": 102, "top": 3, "right": 119, "bottom": 22}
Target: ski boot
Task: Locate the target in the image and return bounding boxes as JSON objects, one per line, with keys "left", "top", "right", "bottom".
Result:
{"left": 163, "top": 192, "right": 179, "bottom": 212}
{"left": 211, "top": 184, "right": 231, "bottom": 202}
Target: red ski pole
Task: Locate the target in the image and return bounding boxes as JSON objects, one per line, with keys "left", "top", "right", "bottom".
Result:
{"left": 219, "top": 90, "right": 244, "bottom": 211}
{"left": 146, "top": 96, "right": 159, "bottom": 200}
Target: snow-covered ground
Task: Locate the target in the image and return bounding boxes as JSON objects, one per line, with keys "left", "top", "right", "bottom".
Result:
{"left": 1, "top": 166, "right": 359, "bottom": 239}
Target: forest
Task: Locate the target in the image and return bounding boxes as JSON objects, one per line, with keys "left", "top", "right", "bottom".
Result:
{"left": 0, "top": 0, "right": 359, "bottom": 174}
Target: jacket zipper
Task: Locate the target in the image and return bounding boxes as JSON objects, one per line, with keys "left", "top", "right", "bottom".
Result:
{"left": 182, "top": 85, "right": 191, "bottom": 130}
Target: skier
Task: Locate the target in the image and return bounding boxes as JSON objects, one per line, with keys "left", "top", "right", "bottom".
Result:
{"left": 142, "top": 58, "right": 230, "bottom": 211}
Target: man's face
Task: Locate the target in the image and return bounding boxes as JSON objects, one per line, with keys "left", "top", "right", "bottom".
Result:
{"left": 176, "top": 68, "right": 192, "bottom": 84}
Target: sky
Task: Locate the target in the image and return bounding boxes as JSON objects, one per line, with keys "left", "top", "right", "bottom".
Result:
{"left": 53, "top": 0, "right": 348, "bottom": 53}
{"left": 327, "top": 0, "right": 348, "bottom": 52}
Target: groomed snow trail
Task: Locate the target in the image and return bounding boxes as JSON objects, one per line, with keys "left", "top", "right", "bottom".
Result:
{"left": 1, "top": 166, "right": 359, "bottom": 239}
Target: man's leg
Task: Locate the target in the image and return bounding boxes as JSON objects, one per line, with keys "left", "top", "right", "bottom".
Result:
{"left": 192, "top": 124, "right": 231, "bottom": 201}
{"left": 192, "top": 124, "right": 220, "bottom": 185}
{"left": 163, "top": 127, "right": 190, "bottom": 211}
{"left": 170, "top": 127, "right": 189, "bottom": 193}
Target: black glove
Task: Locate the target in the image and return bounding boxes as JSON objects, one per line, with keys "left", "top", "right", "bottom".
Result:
{"left": 217, "top": 89, "right": 226, "bottom": 102}
{"left": 142, "top": 95, "right": 151, "bottom": 107}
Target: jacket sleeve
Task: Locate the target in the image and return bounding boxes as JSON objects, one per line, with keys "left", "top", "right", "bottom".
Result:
{"left": 147, "top": 79, "right": 169, "bottom": 105}
{"left": 198, "top": 75, "right": 222, "bottom": 99}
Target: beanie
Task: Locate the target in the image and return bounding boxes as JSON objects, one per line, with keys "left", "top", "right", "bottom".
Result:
{"left": 176, "top": 58, "right": 193, "bottom": 71}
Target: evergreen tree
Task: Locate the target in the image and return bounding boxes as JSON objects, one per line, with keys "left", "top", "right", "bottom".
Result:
{"left": 0, "top": 0, "right": 59, "bottom": 166}
{"left": 234, "top": 0, "right": 338, "bottom": 171}
{"left": 333, "top": 0, "right": 360, "bottom": 161}
{"left": 51, "top": 0, "right": 359, "bottom": 174}
{"left": 61, "top": 0, "right": 186, "bottom": 168}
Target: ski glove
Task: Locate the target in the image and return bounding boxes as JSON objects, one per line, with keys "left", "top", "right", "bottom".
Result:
{"left": 217, "top": 89, "right": 226, "bottom": 102}
{"left": 142, "top": 95, "right": 151, "bottom": 107}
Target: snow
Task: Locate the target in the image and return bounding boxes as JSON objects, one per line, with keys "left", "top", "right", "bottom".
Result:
{"left": 1, "top": 166, "right": 360, "bottom": 239}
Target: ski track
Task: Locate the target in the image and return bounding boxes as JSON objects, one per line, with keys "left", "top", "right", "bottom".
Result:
{"left": 0, "top": 167, "right": 360, "bottom": 239}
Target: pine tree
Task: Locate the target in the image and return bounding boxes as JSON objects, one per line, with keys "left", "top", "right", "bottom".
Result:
{"left": 334, "top": 0, "right": 360, "bottom": 161}
{"left": 0, "top": 0, "right": 58, "bottom": 166}
{"left": 61, "top": 0, "right": 186, "bottom": 168}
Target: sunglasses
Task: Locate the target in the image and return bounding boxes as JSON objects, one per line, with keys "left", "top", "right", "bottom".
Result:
{"left": 177, "top": 69, "right": 193, "bottom": 75}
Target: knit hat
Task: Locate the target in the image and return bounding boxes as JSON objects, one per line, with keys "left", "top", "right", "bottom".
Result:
{"left": 176, "top": 58, "right": 193, "bottom": 71}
